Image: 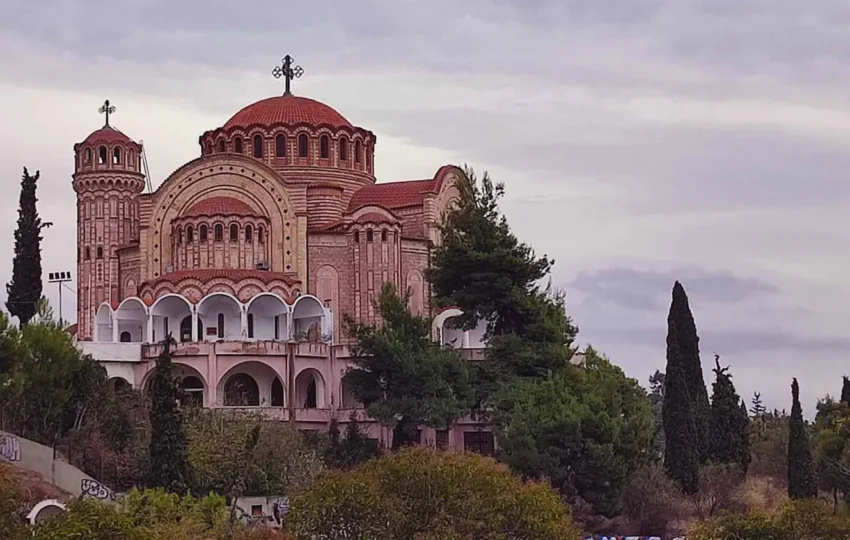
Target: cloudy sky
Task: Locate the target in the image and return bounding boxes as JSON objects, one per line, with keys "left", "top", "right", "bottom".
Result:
{"left": 1, "top": 0, "right": 848, "bottom": 415}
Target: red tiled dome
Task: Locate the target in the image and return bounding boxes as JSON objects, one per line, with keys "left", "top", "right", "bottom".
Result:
{"left": 224, "top": 95, "right": 352, "bottom": 129}
{"left": 81, "top": 126, "right": 135, "bottom": 146}
{"left": 182, "top": 197, "right": 258, "bottom": 218}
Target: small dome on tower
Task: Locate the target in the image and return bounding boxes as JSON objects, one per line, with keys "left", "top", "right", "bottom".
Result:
{"left": 81, "top": 125, "right": 136, "bottom": 146}
{"left": 224, "top": 95, "right": 352, "bottom": 130}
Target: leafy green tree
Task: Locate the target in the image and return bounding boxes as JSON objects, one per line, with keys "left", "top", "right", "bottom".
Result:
{"left": 648, "top": 370, "right": 666, "bottom": 459}
{"left": 788, "top": 378, "right": 817, "bottom": 499}
{"left": 494, "top": 348, "right": 654, "bottom": 516}
{"left": 323, "top": 417, "right": 381, "bottom": 469}
{"left": 667, "top": 281, "right": 710, "bottom": 463}
{"left": 663, "top": 320, "right": 699, "bottom": 494}
{"left": 345, "top": 283, "right": 473, "bottom": 449}
{"left": 707, "top": 355, "right": 750, "bottom": 473}
{"left": 813, "top": 397, "right": 850, "bottom": 507}
{"left": 6, "top": 167, "right": 52, "bottom": 326}
{"left": 749, "top": 409, "right": 789, "bottom": 485}
{"left": 287, "top": 447, "right": 580, "bottom": 540}
{"left": 148, "top": 338, "right": 191, "bottom": 493}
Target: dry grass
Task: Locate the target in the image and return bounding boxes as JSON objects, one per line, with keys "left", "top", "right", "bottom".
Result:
{"left": 735, "top": 474, "right": 788, "bottom": 515}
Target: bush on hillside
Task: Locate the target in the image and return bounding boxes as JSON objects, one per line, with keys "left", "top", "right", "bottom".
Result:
{"left": 689, "top": 499, "right": 850, "bottom": 540}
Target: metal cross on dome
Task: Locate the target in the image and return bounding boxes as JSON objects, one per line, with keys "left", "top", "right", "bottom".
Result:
{"left": 272, "top": 55, "right": 304, "bottom": 95}
{"left": 98, "top": 99, "right": 116, "bottom": 127}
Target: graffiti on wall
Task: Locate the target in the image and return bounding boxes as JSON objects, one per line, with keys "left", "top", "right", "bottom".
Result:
{"left": 0, "top": 434, "right": 21, "bottom": 462}
{"left": 81, "top": 478, "right": 114, "bottom": 500}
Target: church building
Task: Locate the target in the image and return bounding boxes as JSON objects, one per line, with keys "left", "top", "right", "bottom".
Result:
{"left": 75, "top": 58, "right": 492, "bottom": 453}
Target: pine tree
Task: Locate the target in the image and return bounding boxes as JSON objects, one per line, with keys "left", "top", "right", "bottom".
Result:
{"left": 708, "top": 355, "right": 750, "bottom": 473}
{"left": 739, "top": 400, "right": 752, "bottom": 474}
{"left": 788, "top": 378, "right": 817, "bottom": 499}
{"left": 148, "top": 336, "right": 191, "bottom": 493}
{"left": 841, "top": 376, "right": 850, "bottom": 406}
{"left": 6, "top": 167, "right": 52, "bottom": 326}
{"left": 667, "top": 281, "right": 710, "bottom": 463}
{"left": 750, "top": 392, "right": 766, "bottom": 417}
{"left": 663, "top": 320, "right": 699, "bottom": 494}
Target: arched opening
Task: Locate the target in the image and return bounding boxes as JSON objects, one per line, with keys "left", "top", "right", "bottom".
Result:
{"left": 253, "top": 134, "right": 263, "bottom": 158}
{"left": 114, "top": 297, "right": 147, "bottom": 343}
{"left": 109, "top": 377, "right": 131, "bottom": 394}
{"left": 214, "top": 224, "right": 223, "bottom": 241}
{"left": 96, "top": 247, "right": 103, "bottom": 259}
{"left": 113, "top": 147, "right": 122, "bottom": 164}
{"left": 275, "top": 134, "right": 286, "bottom": 157}
{"left": 354, "top": 140, "right": 362, "bottom": 164}
{"left": 217, "top": 139, "right": 226, "bottom": 152}
{"left": 26, "top": 500, "right": 67, "bottom": 525}
{"left": 320, "top": 135, "right": 329, "bottom": 159}
{"left": 366, "top": 143, "right": 372, "bottom": 169}
{"left": 95, "top": 304, "right": 112, "bottom": 342}
{"left": 85, "top": 247, "right": 90, "bottom": 260}
{"left": 179, "top": 315, "right": 202, "bottom": 343}
{"left": 245, "top": 224, "right": 253, "bottom": 243}
{"left": 271, "top": 377, "right": 284, "bottom": 407}
{"left": 381, "top": 230, "right": 387, "bottom": 242}
{"left": 294, "top": 369, "right": 325, "bottom": 409}
{"left": 199, "top": 225, "right": 208, "bottom": 242}
{"left": 84, "top": 148, "right": 92, "bottom": 163}
{"left": 224, "top": 373, "right": 260, "bottom": 406}
{"left": 258, "top": 226, "right": 265, "bottom": 244}
{"left": 176, "top": 227, "right": 183, "bottom": 245}
{"left": 247, "top": 293, "right": 289, "bottom": 341}
{"left": 151, "top": 294, "right": 192, "bottom": 343}
{"left": 339, "top": 138, "right": 348, "bottom": 161}
{"left": 292, "top": 295, "right": 327, "bottom": 342}
{"left": 180, "top": 376, "right": 205, "bottom": 407}
{"left": 229, "top": 223, "right": 238, "bottom": 241}
{"left": 187, "top": 226, "right": 194, "bottom": 243}
{"left": 298, "top": 134, "right": 308, "bottom": 157}
{"left": 234, "top": 137, "right": 243, "bottom": 154}
{"left": 197, "top": 293, "right": 242, "bottom": 341}
{"left": 98, "top": 146, "right": 107, "bottom": 164}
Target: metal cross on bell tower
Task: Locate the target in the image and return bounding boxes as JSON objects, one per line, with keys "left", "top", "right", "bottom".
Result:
{"left": 271, "top": 55, "right": 304, "bottom": 95}
{"left": 98, "top": 99, "right": 116, "bottom": 127}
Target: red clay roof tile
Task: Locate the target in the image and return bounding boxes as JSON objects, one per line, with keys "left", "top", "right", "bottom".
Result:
{"left": 183, "top": 197, "right": 258, "bottom": 218}
{"left": 224, "top": 95, "right": 352, "bottom": 129}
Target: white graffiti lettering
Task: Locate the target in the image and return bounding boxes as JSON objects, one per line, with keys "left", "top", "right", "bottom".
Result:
{"left": 80, "top": 478, "right": 111, "bottom": 500}
{"left": 0, "top": 434, "right": 21, "bottom": 462}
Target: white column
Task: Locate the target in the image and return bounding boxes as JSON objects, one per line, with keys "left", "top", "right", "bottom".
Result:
{"left": 462, "top": 330, "right": 470, "bottom": 349}
{"left": 191, "top": 311, "right": 199, "bottom": 342}
{"left": 112, "top": 314, "right": 119, "bottom": 342}
{"left": 240, "top": 309, "right": 248, "bottom": 339}
{"left": 146, "top": 314, "right": 154, "bottom": 343}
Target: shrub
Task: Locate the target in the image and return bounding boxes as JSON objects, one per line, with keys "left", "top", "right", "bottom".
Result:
{"left": 621, "top": 463, "right": 686, "bottom": 536}
{"left": 689, "top": 499, "right": 850, "bottom": 540}
{"left": 286, "top": 447, "right": 579, "bottom": 539}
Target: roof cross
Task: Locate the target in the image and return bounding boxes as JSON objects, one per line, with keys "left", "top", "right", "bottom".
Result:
{"left": 98, "top": 99, "right": 116, "bottom": 127}
{"left": 271, "top": 55, "right": 304, "bottom": 95}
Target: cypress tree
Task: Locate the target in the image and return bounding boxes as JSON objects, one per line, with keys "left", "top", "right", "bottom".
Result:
{"left": 668, "top": 281, "right": 710, "bottom": 462}
{"left": 663, "top": 320, "right": 699, "bottom": 494}
{"left": 788, "top": 378, "right": 817, "bottom": 499}
{"left": 841, "top": 376, "right": 850, "bottom": 406}
{"left": 708, "top": 355, "right": 750, "bottom": 473}
{"left": 148, "top": 336, "right": 191, "bottom": 493}
{"left": 6, "top": 167, "right": 52, "bottom": 326}
{"left": 738, "top": 400, "right": 752, "bottom": 474}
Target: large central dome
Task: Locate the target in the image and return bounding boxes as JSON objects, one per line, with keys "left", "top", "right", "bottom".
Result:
{"left": 224, "top": 95, "right": 352, "bottom": 129}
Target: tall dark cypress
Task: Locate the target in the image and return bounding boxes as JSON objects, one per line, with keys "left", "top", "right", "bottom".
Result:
{"left": 841, "top": 376, "right": 850, "bottom": 406}
{"left": 668, "top": 281, "right": 710, "bottom": 462}
{"left": 6, "top": 167, "right": 52, "bottom": 326}
{"left": 708, "top": 356, "right": 749, "bottom": 472}
{"left": 738, "top": 400, "right": 752, "bottom": 474}
{"left": 663, "top": 320, "right": 699, "bottom": 494}
{"left": 148, "top": 337, "right": 191, "bottom": 493}
{"left": 787, "top": 378, "right": 817, "bottom": 499}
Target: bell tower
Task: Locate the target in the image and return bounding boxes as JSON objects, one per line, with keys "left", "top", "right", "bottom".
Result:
{"left": 72, "top": 100, "right": 145, "bottom": 340}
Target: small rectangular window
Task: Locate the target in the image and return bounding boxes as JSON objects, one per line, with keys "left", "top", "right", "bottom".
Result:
{"left": 436, "top": 430, "right": 449, "bottom": 450}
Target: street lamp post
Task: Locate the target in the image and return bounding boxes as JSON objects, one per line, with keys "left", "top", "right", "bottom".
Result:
{"left": 48, "top": 271, "right": 72, "bottom": 326}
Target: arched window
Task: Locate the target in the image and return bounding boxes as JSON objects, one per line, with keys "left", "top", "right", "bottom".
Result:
{"left": 229, "top": 224, "right": 238, "bottom": 241}
{"left": 253, "top": 134, "right": 263, "bottom": 158}
{"left": 120, "top": 331, "right": 131, "bottom": 343}
{"left": 366, "top": 230, "right": 373, "bottom": 242}
{"left": 96, "top": 247, "right": 103, "bottom": 258}
{"left": 217, "top": 139, "right": 225, "bottom": 152}
{"left": 85, "top": 247, "right": 90, "bottom": 260}
{"left": 98, "top": 146, "right": 107, "bottom": 164}
{"left": 381, "top": 230, "right": 387, "bottom": 242}
{"left": 245, "top": 224, "right": 253, "bottom": 243}
{"left": 180, "top": 376, "right": 204, "bottom": 406}
{"left": 84, "top": 148, "right": 92, "bottom": 163}
{"left": 204, "top": 141, "right": 212, "bottom": 155}
{"left": 355, "top": 140, "right": 362, "bottom": 164}
{"left": 339, "top": 138, "right": 348, "bottom": 161}
{"left": 214, "top": 224, "right": 223, "bottom": 241}
{"left": 180, "top": 316, "right": 202, "bottom": 343}
{"left": 298, "top": 134, "right": 308, "bottom": 157}
{"left": 224, "top": 374, "right": 259, "bottom": 406}
{"left": 275, "top": 134, "right": 286, "bottom": 157}
{"left": 305, "top": 378, "right": 317, "bottom": 409}
{"left": 217, "top": 313, "right": 224, "bottom": 339}
{"left": 247, "top": 313, "right": 254, "bottom": 338}
{"left": 354, "top": 231, "right": 360, "bottom": 243}
{"left": 271, "top": 378, "right": 284, "bottom": 407}
{"left": 187, "top": 226, "right": 194, "bottom": 243}
{"left": 199, "top": 225, "right": 208, "bottom": 242}
{"left": 128, "top": 149, "right": 135, "bottom": 168}
{"left": 366, "top": 144, "right": 372, "bottom": 169}
{"left": 258, "top": 226, "right": 265, "bottom": 244}
{"left": 320, "top": 135, "right": 329, "bottom": 159}
{"left": 234, "top": 137, "right": 243, "bottom": 154}
{"left": 176, "top": 227, "right": 183, "bottom": 245}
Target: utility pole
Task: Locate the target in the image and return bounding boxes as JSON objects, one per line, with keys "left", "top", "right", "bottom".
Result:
{"left": 48, "top": 271, "right": 72, "bottom": 325}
